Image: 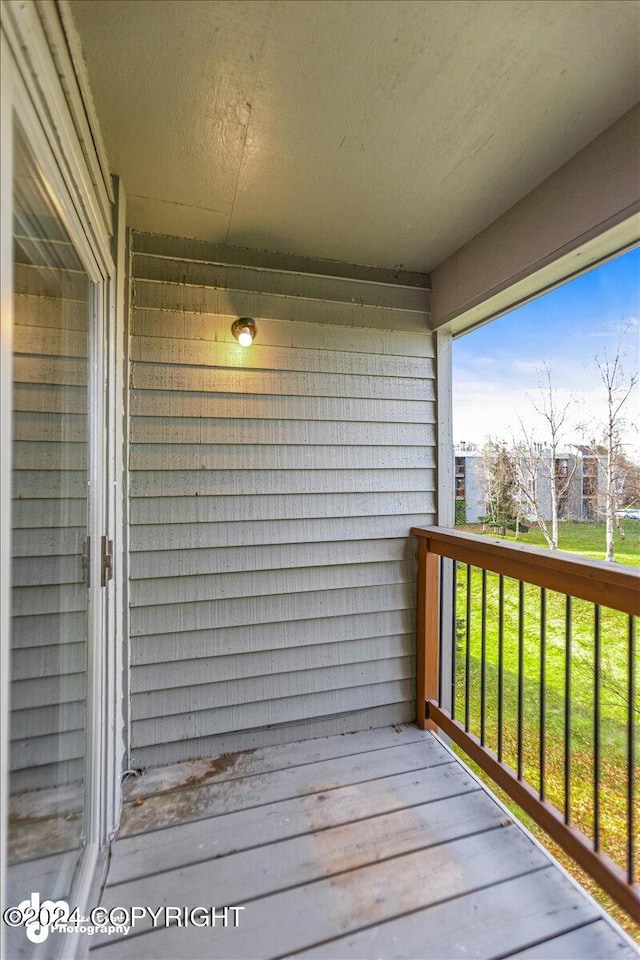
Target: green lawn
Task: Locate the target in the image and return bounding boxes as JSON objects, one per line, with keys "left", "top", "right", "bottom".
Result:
{"left": 450, "top": 521, "right": 639, "bottom": 936}
{"left": 459, "top": 519, "right": 640, "bottom": 565}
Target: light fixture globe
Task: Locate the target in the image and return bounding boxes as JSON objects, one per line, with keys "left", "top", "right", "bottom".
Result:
{"left": 231, "top": 317, "right": 257, "bottom": 347}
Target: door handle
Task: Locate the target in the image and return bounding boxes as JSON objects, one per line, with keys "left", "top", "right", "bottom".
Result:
{"left": 101, "top": 535, "right": 113, "bottom": 587}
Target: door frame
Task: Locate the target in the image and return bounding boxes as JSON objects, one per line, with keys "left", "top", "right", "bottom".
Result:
{"left": 0, "top": 2, "right": 124, "bottom": 954}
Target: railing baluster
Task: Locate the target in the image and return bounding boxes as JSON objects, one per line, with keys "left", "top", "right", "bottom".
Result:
{"left": 480, "top": 568, "right": 487, "bottom": 746}
{"left": 565, "top": 595, "right": 572, "bottom": 825}
{"left": 540, "top": 586, "right": 546, "bottom": 801}
{"left": 465, "top": 564, "right": 471, "bottom": 732}
{"left": 451, "top": 560, "right": 457, "bottom": 721}
{"left": 410, "top": 526, "right": 640, "bottom": 921}
{"left": 518, "top": 580, "right": 525, "bottom": 781}
{"left": 594, "top": 604, "right": 601, "bottom": 852}
{"left": 629, "top": 615, "right": 636, "bottom": 886}
{"left": 498, "top": 574, "right": 504, "bottom": 763}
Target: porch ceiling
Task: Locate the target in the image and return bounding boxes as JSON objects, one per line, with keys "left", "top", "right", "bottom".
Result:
{"left": 69, "top": 0, "right": 640, "bottom": 272}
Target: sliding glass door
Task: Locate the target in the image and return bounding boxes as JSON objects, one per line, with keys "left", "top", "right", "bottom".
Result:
{"left": 1, "top": 11, "right": 122, "bottom": 957}
{"left": 6, "top": 119, "right": 107, "bottom": 919}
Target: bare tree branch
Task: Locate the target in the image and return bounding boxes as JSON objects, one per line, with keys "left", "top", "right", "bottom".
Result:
{"left": 511, "top": 365, "right": 578, "bottom": 550}
{"left": 589, "top": 322, "right": 639, "bottom": 561}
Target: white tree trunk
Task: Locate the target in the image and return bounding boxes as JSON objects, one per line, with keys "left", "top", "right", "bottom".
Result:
{"left": 595, "top": 329, "right": 638, "bottom": 563}
{"left": 550, "top": 472, "right": 558, "bottom": 550}
{"left": 605, "top": 433, "right": 615, "bottom": 562}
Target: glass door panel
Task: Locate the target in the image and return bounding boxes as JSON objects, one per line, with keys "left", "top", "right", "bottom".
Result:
{"left": 8, "top": 123, "right": 93, "bottom": 903}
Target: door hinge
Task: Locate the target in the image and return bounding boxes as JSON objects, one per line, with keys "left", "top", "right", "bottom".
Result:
{"left": 101, "top": 535, "right": 114, "bottom": 587}
{"left": 81, "top": 537, "right": 91, "bottom": 587}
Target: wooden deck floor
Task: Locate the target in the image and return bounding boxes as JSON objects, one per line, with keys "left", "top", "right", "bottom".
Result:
{"left": 89, "top": 725, "right": 638, "bottom": 959}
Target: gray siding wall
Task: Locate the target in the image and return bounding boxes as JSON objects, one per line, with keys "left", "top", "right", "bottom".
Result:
{"left": 11, "top": 261, "right": 88, "bottom": 792}
{"left": 129, "top": 233, "right": 434, "bottom": 767}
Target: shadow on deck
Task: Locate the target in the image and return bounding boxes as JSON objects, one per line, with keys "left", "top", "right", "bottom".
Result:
{"left": 88, "top": 725, "right": 637, "bottom": 959}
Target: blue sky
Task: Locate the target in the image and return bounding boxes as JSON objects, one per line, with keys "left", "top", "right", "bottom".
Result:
{"left": 452, "top": 246, "right": 640, "bottom": 458}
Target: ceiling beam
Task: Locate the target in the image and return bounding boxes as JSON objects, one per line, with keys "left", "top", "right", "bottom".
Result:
{"left": 430, "top": 104, "right": 640, "bottom": 335}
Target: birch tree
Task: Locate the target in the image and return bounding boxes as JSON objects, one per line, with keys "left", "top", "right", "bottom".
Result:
{"left": 511, "top": 365, "right": 577, "bottom": 550}
{"left": 592, "top": 329, "right": 639, "bottom": 561}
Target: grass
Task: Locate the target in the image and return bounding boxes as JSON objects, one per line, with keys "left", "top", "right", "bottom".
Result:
{"left": 459, "top": 519, "right": 640, "bottom": 565}
{"left": 450, "top": 521, "right": 639, "bottom": 939}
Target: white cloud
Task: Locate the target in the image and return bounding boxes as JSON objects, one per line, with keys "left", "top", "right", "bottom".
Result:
{"left": 453, "top": 378, "right": 640, "bottom": 459}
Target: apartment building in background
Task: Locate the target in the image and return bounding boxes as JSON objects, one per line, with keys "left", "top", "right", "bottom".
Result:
{"left": 454, "top": 443, "right": 610, "bottom": 525}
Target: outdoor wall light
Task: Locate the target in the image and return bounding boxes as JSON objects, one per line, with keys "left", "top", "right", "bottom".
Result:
{"left": 231, "top": 317, "right": 257, "bottom": 347}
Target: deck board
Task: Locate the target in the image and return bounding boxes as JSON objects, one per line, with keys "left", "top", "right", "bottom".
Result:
{"left": 294, "top": 869, "right": 601, "bottom": 959}
{"left": 89, "top": 726, "right": 638, "bottom": 960}
{"left": 109, "top": 762, "right": 476, "bottom": 884}
{"left": 118, "top": 733, "right": 450, "bottom": 836}
{"left": 507, "top": 918, "right": 638, "bottom": 959}
{"left": 123, "top": 720, "right": 428, "bottom": 800}
{"left": 97, "top": 790, "right": 505, "bottom": 944}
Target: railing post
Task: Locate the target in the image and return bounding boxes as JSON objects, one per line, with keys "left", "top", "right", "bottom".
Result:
{"left": 416, "top": 536, "right": 440, "bottom": 731}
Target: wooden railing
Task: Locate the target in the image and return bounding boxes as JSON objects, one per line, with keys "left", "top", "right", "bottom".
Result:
{"left": 412, "top": 526, "right": 640, "bottom": 922}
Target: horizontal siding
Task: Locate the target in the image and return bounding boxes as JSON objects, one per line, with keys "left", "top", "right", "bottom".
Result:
{"left": 131, "top": 390, "right": 433, "bottom": 422}
{"left": 13, "top": 412, "right": 88, "bottom": 445}
{"left": 11, "top": 642, "right": 86, "bottom": 680}
{"left": 130, "top": 468, "right": 434, "bottom": 498}
{"left": 131, "top": 702, "right": 416, "bottom": 770}
{"left": 130, "top": 491, "right": 433, "bottom": 525}
{"left": 129, "top": 444, "right": 431, "bottom": 471}
{"left": 14, "top": 355, "right": 87, "bottom": 387}
{"left": 11, "top": 702, "right": 85, "bottom": 739}
{"left": 131, "top": 560, "right": 415, "bottom": 607}
{"left": 131, "top": 334, "right": 431, "bottom": 378}
{"left": 12, "top": 497, "right": 86, "bottom": 529}
{"left": 11, "top": 674, "right": 85, "bottom": 710}
{"left": 132, "top": 634, "right": 413, "bottom": 690}
{"left": 133, "top": 657, "right": 414, "bottom": 721}
{"left": 12, "top": 583, "right": 86, "bottom": 616}
{"left": 131, "top": 307, "right": 434, "bottom": 356}
{"left": 14, "top": 383, "right": 87, "bottom": 414}
{"left": 12, "top": 611, "right": 86, "bottom": 648}
{"left": 133, "top": 538, "right": 416, "bottom": 580}
{"left": 129, "top": 232, "right": 433, "bottom": 765}
{"left": 131, "top": 362, "right": 433, "bottom": 400}
{"left": 13, "top": 441, "right": 86, "bottom": 471}
{"left": 10, "top": 759, "right": 84, "bottom": 793}
{"left": 130, "top": 417, "right": 433, "bottom": 446}
{"left": 13, "top": 325, "right": 88, "bottom": 359}
{"left": 132, "top": 679, "right": 416, "bottom": 748}
{"left": 14, "top": 263, "right": 88, "bottom": 301}
{"left": 14, "top": 293, "right": 88, "bottom": 330}
{"left": 11, "top": 555, "right": 80, "bottom": 586}
{"left": 131, "top": 583, "right": 416, "bottom": 637}
{"left": 12, "top": 470, "right": 85, "bottom": 498}
{"left": 132, "top": 252, "right": 429, "bottom": 311}
{"left": 135, "top": 278, "right": 425, "bottom": 332}
{"left": 131, "top": 515, "right": 430, "bottom": 552}
{"left": 11, "top": 730, "right": 85, "bottom": 770}
{"left": 11, "top": 527, "right": 85, "bottom": 558}
{"left": 11, "top": 277, "right": 89, "bottom": 792}
{"left": 133, "top": 232, "right": 429, "bottom": 287}
{"left": 131, "top": 609, "right": 415, "bottom": 666}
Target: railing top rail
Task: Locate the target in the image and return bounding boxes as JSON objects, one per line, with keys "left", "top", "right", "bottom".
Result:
{"left": 411, "top": 526, "right": 640, "bottom": 616}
